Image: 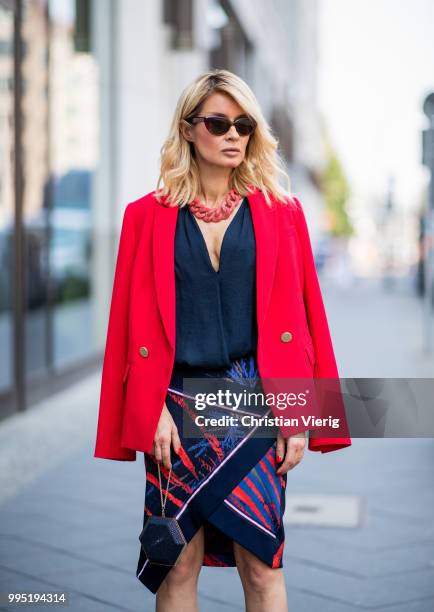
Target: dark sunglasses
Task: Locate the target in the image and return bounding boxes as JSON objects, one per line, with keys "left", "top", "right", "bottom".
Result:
{"left": 186, "top": 114, "right": 257, "bottom": 137}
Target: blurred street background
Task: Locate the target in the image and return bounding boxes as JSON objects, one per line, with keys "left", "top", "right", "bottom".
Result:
{"left": 1, "top": 0, "right": 434, "bottom": 610}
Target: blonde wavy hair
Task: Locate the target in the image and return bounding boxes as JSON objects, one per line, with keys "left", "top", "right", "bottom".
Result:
{"left": 155, "top": 69, "right": 294, "bottom": 209}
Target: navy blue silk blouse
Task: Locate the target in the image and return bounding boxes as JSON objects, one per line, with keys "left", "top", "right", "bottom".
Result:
{"left": 174, "top": 196, "right": 258, "bottom": 368}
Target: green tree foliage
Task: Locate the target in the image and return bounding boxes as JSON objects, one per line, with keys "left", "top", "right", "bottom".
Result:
{"left": 321, "top": 142, "right": 354, "bottom": 238}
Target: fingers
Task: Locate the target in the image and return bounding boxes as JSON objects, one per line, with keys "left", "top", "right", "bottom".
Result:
{"left": 276, "top": 430, "right": 286, "bottom": 465}
{"left": 152, "top": 405, "right": 181, "bottom": 470}
{"left": 153, "top": 439, "right": 172, "bottom": 469}
{"left": 171, "top": 427, "right": 182, "bottom": 455}
{"left": 161, "top": 442, "right": 172, "bottom": 470}
{"left": 153, "top": 435, "right": 176, "bottom": 469}
{"left": 153, "top": 440, "right": 162, "bottom": 464}
{"left": 276, "top": 434, "right": 306, "bottom": 475}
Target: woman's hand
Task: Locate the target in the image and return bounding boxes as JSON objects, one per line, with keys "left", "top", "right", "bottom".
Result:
{"left": 275, "top": 429, "right": 306, "bottom": 475}
{"left": 152, "top": 403, "right": 181, "bottom": 470}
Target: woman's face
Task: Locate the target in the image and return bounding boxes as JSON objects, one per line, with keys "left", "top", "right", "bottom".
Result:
{"left": 183, "top": 92, "right": 252, "bottom": 170}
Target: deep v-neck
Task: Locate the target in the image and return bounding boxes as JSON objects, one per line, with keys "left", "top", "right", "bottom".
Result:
{"left": 189, "top": 198, "right": 245, "bottom": 275}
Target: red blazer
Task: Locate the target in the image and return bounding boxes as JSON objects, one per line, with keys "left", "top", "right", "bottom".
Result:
{"left": 94, "top": 187, "right": 352, "bottom": 461}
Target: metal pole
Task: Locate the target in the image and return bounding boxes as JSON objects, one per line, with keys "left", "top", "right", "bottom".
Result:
{"left": 421, "top": 95, "right": 434, "bottom": 354}
{"left": 423, "top": 195, "right": 434, "bottom": 354}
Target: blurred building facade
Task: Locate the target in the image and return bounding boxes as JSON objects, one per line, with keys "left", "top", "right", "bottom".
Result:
{"left": 0, "top": 0, "right": 324, "bottom": 420}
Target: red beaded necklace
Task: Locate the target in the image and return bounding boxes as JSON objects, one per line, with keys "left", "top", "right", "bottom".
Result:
{"left": 188, "top": 187, "right": 243, "bottom": 223}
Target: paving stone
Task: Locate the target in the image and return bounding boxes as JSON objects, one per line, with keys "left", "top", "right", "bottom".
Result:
{"left": 283, "top": 529, "right": 434, "bottom": 577}
{"left": 284, "top": 493, "right": 362, "bottom": 527}
{"left": 284, "top": 558, "right": 434, "bottom": 608}
{"left": 198, "top": 567, "right": 245, "bottom": 608}
{"left": 40, "top": 565, "right": 153, "bottom": 611}
{"left": 371, "top": 595, "right": 434, "bottom": 612}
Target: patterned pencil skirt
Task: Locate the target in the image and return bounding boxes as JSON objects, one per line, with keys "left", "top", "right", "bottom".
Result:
{"left": 136, "top": 351, "right": 287, "bottom": 594}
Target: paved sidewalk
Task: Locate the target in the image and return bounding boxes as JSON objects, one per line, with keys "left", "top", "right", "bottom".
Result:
{"left": 1, "top": 277, "right": 434, "bottom": 611}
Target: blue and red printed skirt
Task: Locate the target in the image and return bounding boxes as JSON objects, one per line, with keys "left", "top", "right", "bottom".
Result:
{"left": 136, "top": 351, "right": 287, "bottom": 594}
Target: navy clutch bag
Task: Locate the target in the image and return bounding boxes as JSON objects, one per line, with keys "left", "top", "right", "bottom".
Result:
{"left": 139, "top": 463, "right": 187, "bottom": 566}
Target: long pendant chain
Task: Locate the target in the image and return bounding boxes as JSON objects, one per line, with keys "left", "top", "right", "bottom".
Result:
{"left": 157, "top": 462, "right": 172, "bottom": 517}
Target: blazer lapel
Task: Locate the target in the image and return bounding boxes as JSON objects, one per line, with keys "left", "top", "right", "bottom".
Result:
{"left": 152, "top": 188, "right": 279, "bottom": 350}
{"left": 153, "top": 199, "right": 179, "bottom": 350}
{"left": 248, "top": 188, "right": 279, "bottom": 331}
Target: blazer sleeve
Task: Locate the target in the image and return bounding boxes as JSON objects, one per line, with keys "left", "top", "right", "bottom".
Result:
{"left": 292, "top": 196, "right": 352, "bottom": 453}
{"left": 94, "top": 203, "right": 137, "bottom": 461}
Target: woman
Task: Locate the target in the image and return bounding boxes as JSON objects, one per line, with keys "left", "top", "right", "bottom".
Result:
{"left": 94, "top": 69, "right": 351, "bottom": 611}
